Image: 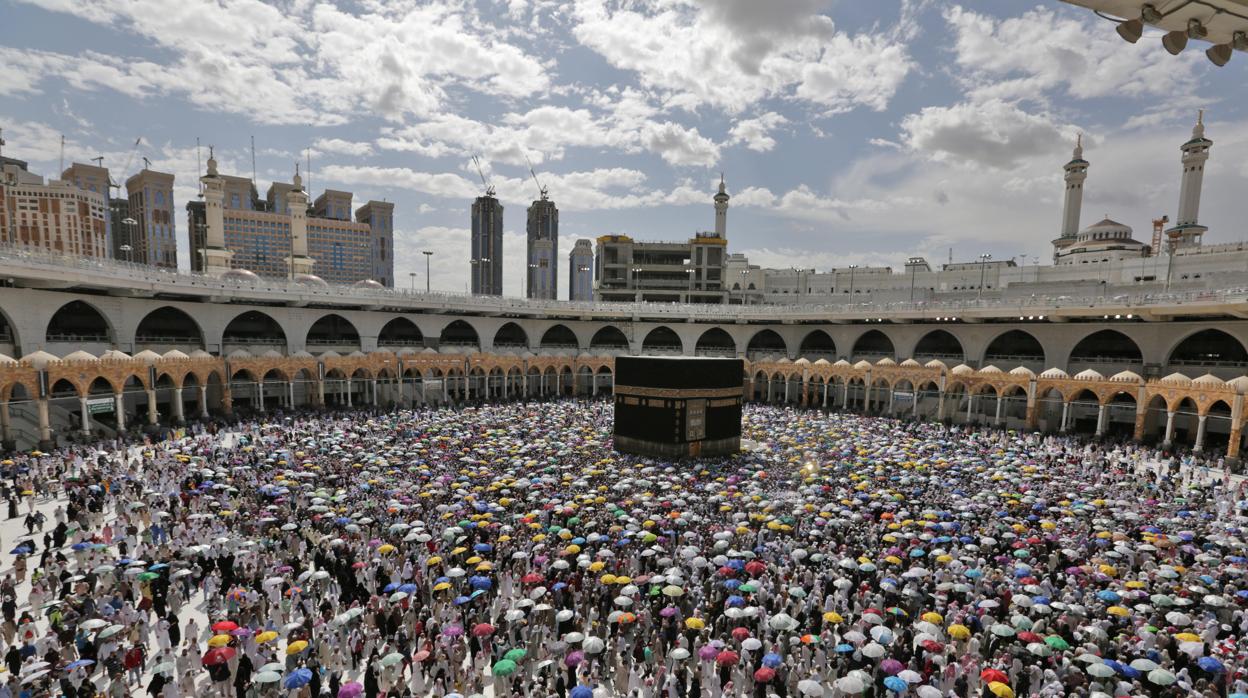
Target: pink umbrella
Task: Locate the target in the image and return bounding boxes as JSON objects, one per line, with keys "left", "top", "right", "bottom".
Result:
{"left": 698, "top": 645, "right": 719, "bottom": 661}
{"left": 339, "top": 682, "right": 363, "bottom": 698}
{"left": 880, "top": 658, "right": 904, "bottom": 675}
{"left": 472, "top": 623, "right": 496, "bottom": 637}
{"left": 442, "top": 625, "right": 464, "bottom": 638}
{"left": 565, "top": 651, "right": 585, "bottom": 667}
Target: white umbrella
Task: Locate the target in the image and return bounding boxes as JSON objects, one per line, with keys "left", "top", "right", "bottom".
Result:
{"left": 835, "top": 675, "right": 865, "bottom": 694}
{"left": 669, "top": 647, "right": 690, "bottom": 660}
{"left": 583, "top": 636, "right": 605, "bottom": 654}
{"left": 742, "top": 638, "right": 762, "bottom": 651}
{"left": 797, "top": 679, "right": 824, "bottom": 697}
{"left": 861, "top": 642, "right": 885, "bottom": 659}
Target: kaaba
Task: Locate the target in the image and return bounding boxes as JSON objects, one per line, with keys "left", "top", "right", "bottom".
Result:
{"left": 612, "top": 356, "right": 744, "bottom": 458}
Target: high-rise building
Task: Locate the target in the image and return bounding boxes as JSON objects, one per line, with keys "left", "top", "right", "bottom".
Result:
{"left": 471, "top": 194, "right": 503, "bottom": 295}
{"left": 61, "top": 162, "right": 114, "bottom": 253}
{"left": 569, "top": 239, "right": 594, "bottom": 301}
{"left": 126, "top": 169, "right": 178, "bottom": 269}
{"left": 193, "top": 157, "right": 394, "bottom": 285}
{"left": 0, "top": 159, "right": 109, "bottom": 259}
{"left": 355, "top": 200, "right": 394, "bottom": 288}
{"left": 526, "top": 194, "right": 558, "bottom": 299}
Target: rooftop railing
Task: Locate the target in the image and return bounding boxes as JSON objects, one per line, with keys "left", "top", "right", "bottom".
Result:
{"left": 1, "top": 244, "right": 1247, "bottom": 319}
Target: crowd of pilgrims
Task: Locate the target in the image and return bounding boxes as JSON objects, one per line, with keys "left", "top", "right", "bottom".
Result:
{"left": 0, "top": 399, "right": 1237, "bottom": 698}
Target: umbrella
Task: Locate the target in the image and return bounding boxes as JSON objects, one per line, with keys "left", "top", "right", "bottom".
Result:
{"left": 884, "top": 676, "right": 907, "bottom": 693}
{"left": 255, "top": 671, "right": 282, "bottom": 683}
{"left": 571, "top": 686, "right": 594, "bottom": 698}
{"left": 203, "top": 647, "right": 236, "bottom": 666}
{"left": 338, "top": 682, "right": 364, "bottom": 698}
{"left": 380, "top": 652, "right": 405, "bottom": 668}
{"left": 492, "top": 660, "right": 518, "bottom": 676}
{"left": 286, "top": 640, "right": 309, "bottom": 655}
{"left": 798, "top": 679, "right": 825, "bottom": 697}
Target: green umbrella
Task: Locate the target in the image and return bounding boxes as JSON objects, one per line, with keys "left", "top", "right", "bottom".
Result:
{"left": 255, "top": 671, "right": 282, "bottom": 683}
{"left": 137, "top": 572, "right": 159, "bottom": 582}
{"left": 738, "top": 583, "right": 758, "bottom": 594}
{"left": 492, "top": 659, "right": 518, "bottom": 676}
{"left": 380, "top": 652, "right": 405, "bottom": 668}
{"left": 503, "top": 648, "right": 527, "bottom": 662}
{"left": 1044, "top": 636, "right": 1069, "bottom": 650}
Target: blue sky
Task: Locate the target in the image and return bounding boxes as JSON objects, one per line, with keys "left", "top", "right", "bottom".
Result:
{"left": 2, "top": 0, "right": 1247, "bottom": 295}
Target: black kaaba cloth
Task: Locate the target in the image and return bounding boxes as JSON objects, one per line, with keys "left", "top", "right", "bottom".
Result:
{"left": 612, "top": 356, "right": 743, "bottom": 458}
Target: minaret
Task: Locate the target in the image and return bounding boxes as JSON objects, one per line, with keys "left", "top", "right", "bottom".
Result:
{"left": 1166, "top": 110, "right": 1210, "bottom": 250}
{"left": 1051, "top": 135, "right": 1088, "bottom": 262}
{"left": 199, "top": 147, "right": 234, "bottom": 276}
{"left": 286, "top": 164, "right": 315, "bottom": 277}
{"left": 713, "top": 174, "right": 729, "bottom": 238}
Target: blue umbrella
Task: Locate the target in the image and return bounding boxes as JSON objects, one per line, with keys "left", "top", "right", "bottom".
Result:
{"left": 571, "top": 686, "right": 593, "bottom": 698}
{"left": 64, "top": 659, "right": 95, "bottom": 670}
{"left": 761, "top": 653, "right": 782, "bottom": 668}
{"left": 469, "top": 576, "right": 493, "bottom": 590}
{"left": 835, "top": 644, "right": 854, "bottom": 653}
{"left": 71, "top": 543, "right": 92, "bottom": 551}
{"left": 454, "top": 595, "right": 471, "bottom": 605}
{"left": 1096, "top": 590, "right": 1121, "bottom": 602}
{"left": 383, "top": 583, "right": 400, "bottom": 593}
{"left": 9, "top": 543, "right": 33, "bottom": 555}
{"left": 725, "top": 595, "right": 745, "bottom": 608}
{"left": 398, "top": 583, "right": 418, "bottom": 593}
{"left": 1198, "top": 656, "right": 1225, "bottom": 673}
{"left": 884, "top": 676, "right": 907, "bottom": 693}
{"left": 283, "top": 668, "right": 312, "bottom": 689}
{"left": 723, "top": 579, "right": 742, "bottom": 590}
{"left": 473, "top": 543, "right": 493, "bottom": 553}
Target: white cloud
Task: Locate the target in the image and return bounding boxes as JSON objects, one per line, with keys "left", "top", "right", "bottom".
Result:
{"left": 312, "top": 138, "right": 374, "bottom": 157}
{"left": 900, "top": 99, "right": 1078, "bottom": 169}
{"left": 728, "top": 113, "right": 788, "bottom": 152}
{"left": 641, "top": 122, "right": 720, "bottom": 167}
{"left": 570, "top": 0, "right": 912, "bottom": 114}
{"left": 318, "top": 165, "right": 480, "bottom": 201}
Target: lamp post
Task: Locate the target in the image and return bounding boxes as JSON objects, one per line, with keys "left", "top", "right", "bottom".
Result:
{"left": 739, "top": 269, "right": 749, "bottom": 306}
{"left": 423, "top": 250, "right": 433, "bottom": 293}
{"left": 630, "top": 265, "right": 643, "bottom": 302}
{"left": 122, "top": 217, "right": 137, "bottom": 263}
{"left": 409, "top": 272, "right": 417, "bottom": 292}
{"left": 907, "top": 257, "right": 924, "bottom": 303}
{"left": 526, "top": 262, "right": 538, "bottom": 298}
{"left": 847, "top": 264, "right": 858, "bottom": 297}
{"left": 119, "top": 244, "right": 132, "bottom": 264}
{"left": 977, "top": 253, "right": 992, "bottom": 301}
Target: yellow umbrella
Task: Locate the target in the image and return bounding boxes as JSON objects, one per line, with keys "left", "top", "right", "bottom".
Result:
{"left": 255, "top": 631, "right": 278, "bottom": 644}
{"left": 1124, "top": 580, "right": 1145, "bottom": 589}
{"left": 988, "top": 682, "right": 1013, "bottom": 698}
{"left": 1106, "top": 606, "right": 1130, "bottom": 617}
{"left": 614, "top": 576, "right": 631, "bottom": 585}
{"left": 377, "top": 544, "right": 396, "bottom": 555}
{"left": 600, "top": 574, "right": 617, "bottom": 584}
{"left": 427, "top": 556, "right": 443, "bottom": 565}
{"left": 822, "top": 611, "right": 843, "bottom": 624}
{"left": 588, "top": 562, "right": 605, "bottom": 573}
{"left": 1174, "top": 632, "right": 1201, "bottom": 642}
{"left": 286, "top": 640, "right": 308, "bottom": 655}
{"left": 684, "top": 618, "right": 705, "bottom": 630}
{"left": 433, "top": 582, "right": 451, "bottom": 592}
{"left": 948, "top": 624, "right": 970, "bottom": 640}
{"left": 207, "top": 635, "right": 231, "bottom": 647}
{"left": 921, "top": 612, "right": 943, "bottom": 624}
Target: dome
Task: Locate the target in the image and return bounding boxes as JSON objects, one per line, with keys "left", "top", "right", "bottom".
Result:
{"left": 261, "top": 349, "right": 283, "bottom": 358}
{"left": 899, "top": 359, "right": 920, "bottom": 367}
{"left": 577, "top": 352, "right": 593, "bottom": 360}
{"left": 421, "top": 347, "right": 438, "bottom": 354}
{"left": 1192, "top": 373, "right": 1225, "bottom": 386}
{"left": 1073, "top": 369, "right": 1103, "bottom": 380}
{"left": 132, "top": 350, "right": 162, "bottom": 364}
{"left": 319, "top": 350, "right": 341, "bottom": 358}
{"left": 1078, "top": 218, "right": 1133, "bottom": 241}
{"left": 924, "top": 359, "right": 947, "bottom": 369}
{"left": 395, "top": 348, "right": 418, "bottom": 356}
{"left": 950, "top": 364, "right": 974, "bottom": 375}
{"left": 978, "top": 365, "right": 1002, "bottom": 374}
{"left": 221, "top": 268, "right": 261, "bottom": 283}
{"left": 1039, "top": 368, "right": 1069, "bottom": 379}
{"left": 21, "top": 350, "right": 59, "bottom": 369}
{"left": 353, "top": 279, "right": 384, "bottom": 290}
{"left": 63, "top": 350, "right": 96, "bottom": 362}
{"left": 812, "top": 358, "right": 831, "bottom": 366}
{"left": 1159, "top": 372, "right": 1192, "bottom": 385}
{"left": 1227, "top": 376, "right": 1248, "bottom": 392}
{"left": 1009, "top": 366, "right": 1035, "bottom": 377}
{"left": 189, "top": 349, "right": 213, "bottom": 359}
{"left": 227, "top": 349, "right": 252, "bottom": 358}
{"left": 348, "top": 350, "right": 367, "bottom": 358}
{"left": 0, "top": 354, "right": 15, "bottom": 365}
{"left": 162, "top": 349, "right": 190, "bottom": 360}
{"left": 777, "top": 357, "right": 792, "bottom": 364}
{"left": 100, "top": 349, "right": 131, "bottom": 361}
{"left": 291, "top": 350, "right": 314, "bottom": 358}
{"left": 852, "top": 360, "right": 872, "bottom": 370}
{"left": 875, "top": 357, "right": 896, "bottom": 366}
{"left": 794, "top": 357, "right": 811, "bottom": 366}
{"left": 294, "top": 273, "right": 328, "bottom": 287}
{"left": 1109, "top": 370, "right": 1142, "bottom": 382}
{"left": 833, "top": 359, "right": 851, "bottom": 367}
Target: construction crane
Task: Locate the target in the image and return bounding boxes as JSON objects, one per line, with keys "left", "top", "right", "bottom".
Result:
{"left": 471, "top": 155, "right": 495, "bottom": 197}
{"left": 525, "top": 155, "right": 548, "bottom": 201}
{"left": 110, "top": 137, "right": 143, "bottom": 194}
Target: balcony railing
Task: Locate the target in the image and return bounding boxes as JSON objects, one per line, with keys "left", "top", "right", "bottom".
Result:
{"left": 3, "top": 244, "right": 1248, "bottom": 322}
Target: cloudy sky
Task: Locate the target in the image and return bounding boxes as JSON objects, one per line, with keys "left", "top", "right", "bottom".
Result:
{"left": 2, "top": 0, "right": 1247, "bottom": 295}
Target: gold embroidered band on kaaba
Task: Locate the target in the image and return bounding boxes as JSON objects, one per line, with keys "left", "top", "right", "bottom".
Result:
{"left": 613, "top": 385, "right": 744, "bottom": 399}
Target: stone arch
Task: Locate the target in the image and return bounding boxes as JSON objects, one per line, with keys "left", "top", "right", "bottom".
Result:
{"left": 589, "top": 326, "right": 629, "bottom": 352}
{"left": 46, "top": 300, "right": 114, "bottom": 345}
{"left": 0, "top": 305, "right": 21, "bottom": 354}
{"left": 223, "top": 311, "right": 287, "bottom": 349}
{"left": 695, "top": 328, "right": 736, "bottom": 356}
{"left": 983, "top": 330, "right": 1046, "bottom": 367}
{"left": 797, "top": 330, "right": 836, "bottom": 361}
{"left": 134, "top": 306, "right": 205, "bottom": 350}
{"left": 377, "top": 317, "right": 424, "bottom": 349}
{"left": 539, "top": 324, "right": 578, "bottom": 351}
{"left": 306, "top": 314, "right": 361, "bottom": 351}
{"left": 1166, "top": 328, "right": 1248, "bottom": 371}
{"left": 913, "top": 330, "right": 964, "bottom": 363}
{"left": 1068, "top": 330, "right": 1142, "bottom": 369}
{"left": 493, "top": 322, "right": 530, "bottom": 351}
{"left": 746, "top": 329, "right": 788, "bottom": 359}
{"left": 439, "top": 320, "right": 480, "bottom": 352}
{"left": 851, "top": 329, "right": 895, "bottom": 361}
{"left": 641, "top": 326, "right": 683, "bottom": 355}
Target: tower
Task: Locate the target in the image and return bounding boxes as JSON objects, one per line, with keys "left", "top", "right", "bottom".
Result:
{"left": 199, "top": 148, "right": 234, "bottom": 276}
{"left": 713, "top": 174, "right": 729, "bottom": 238}
{"left": 1166, "top": 110, "right": 1210, "bottom": 250}
{"left": 526, "top": 193, "right": 558, "bottom": 300}
{"left": 286, "top": 165, "right": 315, "bottom": 277}
{"left": 1052, "top": 135, "right": 1087, "bottom": 261}
{"left": 569, "top": 239, "right": 594, "bottom": 301}
{"left": 471, "top": 194, "right": 503, "bottom": 295}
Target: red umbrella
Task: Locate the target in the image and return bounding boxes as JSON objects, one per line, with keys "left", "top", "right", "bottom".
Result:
{"left": 731, "top": 627, "right": 751, "bottom": 642}
{"left": 753, "top": 667, "right": 776, "bottom": 682}
{"left": 472, "top": 623, "right": 496, "bottom": 637}
{"left": 745, "top": 561, "right": 766, "bottom": 577}
{"left": 352, "top": 562, "right": 367, "bottom": 569}
{"left": 1016, "top": 631, "right": 1042, "bottom": 643}
{"left": 715, "top": 650, "right": 740, "bottom": 666}
{"left": 202, "top": 647, "right": 236, "bottom": 666}
{"left": 717, "top": 566, "right": 736, "bottom": 577}
{"left": 412, "top": 650, "right": 431, "bottom": 662}
{"left": 981, "top": 668, "right": 1009, "bottom": 684}
{"left": 920, "top": 640, "right": 945, "bottom": 653}
{"left": 211, "top": 621, "right": 239, "bottom": 633}
{"left": 521, "top": 573, "right": 544, "bottom": 584}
